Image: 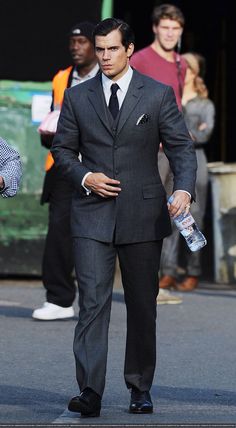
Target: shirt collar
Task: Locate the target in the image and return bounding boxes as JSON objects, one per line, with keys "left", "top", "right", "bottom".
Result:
{"left": 102, "top": 66, "right": 133, "bottom": 93}
{"left": 72, "top": 63, "right": 100, "bottom": 83}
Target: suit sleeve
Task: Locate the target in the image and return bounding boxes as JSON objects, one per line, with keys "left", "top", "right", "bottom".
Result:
{"left": 51, "top": 89, "right": 90, "bottom": 189}
{"left": 158, "top": 86, "right": 197, "bottom": 199}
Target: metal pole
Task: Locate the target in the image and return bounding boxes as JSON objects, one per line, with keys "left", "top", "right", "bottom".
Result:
{"left": 101, "top": 0, "right": 113, "bottom": 19}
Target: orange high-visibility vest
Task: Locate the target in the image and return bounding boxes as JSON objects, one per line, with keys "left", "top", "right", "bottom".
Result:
{"left": 45, "top": 66, "right": 73, "bottom": 171}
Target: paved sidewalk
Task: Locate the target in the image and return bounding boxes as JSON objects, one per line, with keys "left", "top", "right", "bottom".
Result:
{"left": 0, "top": 277, "right": 236, "bottom": 426}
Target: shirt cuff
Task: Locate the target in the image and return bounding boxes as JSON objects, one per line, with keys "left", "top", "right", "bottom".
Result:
{"left": 81, "top": 172, "right": 92, "bottom": 195}
{"left": 177, "top": 190, "right": 192, "bottom": 199}
{"left": 0, "top": 174, "right": 19, "bottom": 197}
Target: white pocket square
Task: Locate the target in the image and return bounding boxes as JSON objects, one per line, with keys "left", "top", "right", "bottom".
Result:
{"left": 136, "top": 114, "right": 150, "bottom": 125}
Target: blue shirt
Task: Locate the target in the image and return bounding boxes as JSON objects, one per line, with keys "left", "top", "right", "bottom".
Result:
{"left": 0, "top": 137, "right": 22, "bottom": 197}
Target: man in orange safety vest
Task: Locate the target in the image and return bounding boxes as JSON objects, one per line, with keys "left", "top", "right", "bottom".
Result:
{"left": 32, "top": 21, "right": 99, "bottom": 321}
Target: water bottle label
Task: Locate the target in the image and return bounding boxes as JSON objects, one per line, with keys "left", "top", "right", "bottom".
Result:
{"left": 174, "top": 214, "right": 194, "bottom": 231}
{"left": 180, "top": 225, "right": 194, "bottom": 237}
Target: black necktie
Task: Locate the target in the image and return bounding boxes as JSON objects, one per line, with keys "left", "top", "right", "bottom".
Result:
{"left": 108, "top": 83, "right": 119, "bottom": 119}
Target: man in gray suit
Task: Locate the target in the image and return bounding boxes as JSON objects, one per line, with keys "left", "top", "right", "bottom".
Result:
{"left": 51, "top": 18, "right": 197, "bottom": 417}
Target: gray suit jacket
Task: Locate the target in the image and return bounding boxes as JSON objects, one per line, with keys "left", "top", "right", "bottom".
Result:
{"left": 51, "top": 70, "right": 197, "bottom": 244}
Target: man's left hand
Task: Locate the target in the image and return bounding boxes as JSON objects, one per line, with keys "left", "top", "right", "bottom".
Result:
{"left": 168, "top": 190, "right": 191, "bottom": 218}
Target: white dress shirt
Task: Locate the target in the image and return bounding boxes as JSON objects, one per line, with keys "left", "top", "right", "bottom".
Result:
{"left": 101, "top": 66, "right": 133, "bottom": 108}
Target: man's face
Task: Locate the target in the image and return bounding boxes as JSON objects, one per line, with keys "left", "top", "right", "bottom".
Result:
{"left": 69, "top": 35, "right": 95, "bottom": 67}
{"left": 95, "top": 29, "right": 134, "bottom": 80}
{"left": 153, "top": 18, "right": 183, "bottom": 52}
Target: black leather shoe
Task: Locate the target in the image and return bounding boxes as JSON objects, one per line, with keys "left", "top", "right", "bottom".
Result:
{"left": 129, "top": 388, "right": 153, "bottom": 414}
{"left": 68, "top": 387, "right": 101, "bottom": 417}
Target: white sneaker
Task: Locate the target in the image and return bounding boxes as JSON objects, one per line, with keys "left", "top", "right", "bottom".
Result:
{"left": 157, "top": 289, "right": 182, "bottom": 305}
{"left": 32, "top": 302, "right": 75, "bottom": 320}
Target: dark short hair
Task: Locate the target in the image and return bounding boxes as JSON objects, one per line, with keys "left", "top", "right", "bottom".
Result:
{"left": 152, "top": 3, "right": 185, "bottom": 27}
{"left": 93, "top": 18, "right": 135, "bottom": 50}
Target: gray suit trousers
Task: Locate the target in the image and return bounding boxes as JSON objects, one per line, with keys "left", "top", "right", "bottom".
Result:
{"left": 73, "top": 237, "right": 162, "bottom": 396}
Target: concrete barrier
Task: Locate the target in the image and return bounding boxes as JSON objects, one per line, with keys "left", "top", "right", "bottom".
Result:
{"left": 208, "top": 162, "right": 236, "bottom": 284}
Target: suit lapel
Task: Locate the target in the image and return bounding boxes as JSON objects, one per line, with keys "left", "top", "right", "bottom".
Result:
{"left": 116, "top": 71, "right": 144, "bottom": 136}
{"left": 87, "top": 74, "right": 113, "bottom": 136}
{"left": 87, "top": 71, "right": 144, "bottom": 137}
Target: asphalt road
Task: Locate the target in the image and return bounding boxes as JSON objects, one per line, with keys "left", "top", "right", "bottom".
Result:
{"left": 0, "top": 277, "right": 236, "bottom": 427}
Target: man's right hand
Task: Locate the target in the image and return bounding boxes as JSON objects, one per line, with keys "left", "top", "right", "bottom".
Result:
{"left": 85, "top": 173, "right": 121, "bottom": 198}
{"left": 0, "top": 176, "right": 4, "bottom": 190}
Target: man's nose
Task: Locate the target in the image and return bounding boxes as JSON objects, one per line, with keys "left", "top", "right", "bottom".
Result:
{"left": 102, "top": 49, "right": 111, "bottom": 60}
{"left": 71, "top": 42, "right": 81, "bottom": 50}
{"left": 166, "top": 28, "right": 174, "bottom": 36}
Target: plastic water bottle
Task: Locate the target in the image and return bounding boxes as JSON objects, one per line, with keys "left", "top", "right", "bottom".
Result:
{"left": 168, "top": 196, "right": 207, "bottom": 252}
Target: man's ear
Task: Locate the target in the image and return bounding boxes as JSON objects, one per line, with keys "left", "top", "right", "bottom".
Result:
{"left": 127, "top": 43, "right": 134, "bottom": 58}
{"left": 152, "top": 23, "right": 159, "bottom": 37}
